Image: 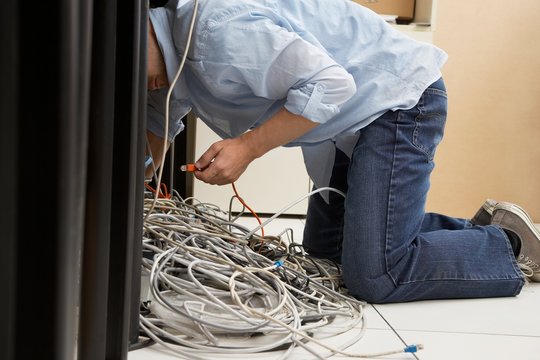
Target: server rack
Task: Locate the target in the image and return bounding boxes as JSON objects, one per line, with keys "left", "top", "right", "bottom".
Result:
{"left": 0, "top": 0, "right": 148, "bottom": 358}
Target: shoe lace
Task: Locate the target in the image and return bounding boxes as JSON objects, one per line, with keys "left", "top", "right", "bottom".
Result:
{"left": 517, "top": 254, "right": 540, "bottom": 279}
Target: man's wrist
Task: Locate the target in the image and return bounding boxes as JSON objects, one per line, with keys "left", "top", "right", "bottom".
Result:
{"left": 239, "top": 130, "right": 268, "bottom": 160}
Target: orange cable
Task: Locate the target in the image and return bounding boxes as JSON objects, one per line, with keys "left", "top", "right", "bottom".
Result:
{"left": 145, "top": 182, "right": 171, "bottom": 199}
{"left": 232, "top": 182, "right": 265, "bottom": 237}
{"left": 181, "top": 164, "right": 264, "bottom": 236}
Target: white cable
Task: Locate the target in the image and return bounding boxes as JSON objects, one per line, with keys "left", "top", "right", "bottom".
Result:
{"left": 145, "top": 0, "right": 199, "bottom": 220}
{"left": 139, "top": 193, "right": 424, "bottom": 358}
{"left": 243, "top": 186, "right": 346, "bottom": 240}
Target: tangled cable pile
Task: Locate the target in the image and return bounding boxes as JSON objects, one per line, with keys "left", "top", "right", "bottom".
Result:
{"left": 139, "top": 192, "right": 422, "bottom": 359}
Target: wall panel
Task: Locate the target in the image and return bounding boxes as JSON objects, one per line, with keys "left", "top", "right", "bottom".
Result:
{"left": 428, "top": 0, "right": 540, "bottom": 221}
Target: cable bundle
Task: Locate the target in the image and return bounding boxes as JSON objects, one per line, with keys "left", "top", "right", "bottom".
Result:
{"left": 139, "top": 192, "right": 423, "bottom": 359}
{"left": 139, "top": 192, "right": 365, "bottom": 357}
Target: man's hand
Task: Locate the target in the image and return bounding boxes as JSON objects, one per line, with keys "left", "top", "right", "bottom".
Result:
{"left": 193, "top": 137, "right": 256, "bottom": 185}
{"left": 193, "top": 108, "right": 318, "bottom": 185}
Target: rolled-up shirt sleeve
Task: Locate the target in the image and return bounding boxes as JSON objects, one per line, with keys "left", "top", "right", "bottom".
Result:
{"left": 203, "top": 15, "right": 357, "bottom": 124}
{"left": 276, "top": 38, "right": 357, "bottom": 123}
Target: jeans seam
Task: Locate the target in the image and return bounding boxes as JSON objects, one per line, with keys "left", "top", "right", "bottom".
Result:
{"left": 424, "top": 87, "right": 448, "bottom": 98}
{"left": 336, "top": 215, "right": 345, "bottom": 254}
{"left": 412, "top": 94, "right": 434, "bottom": 162}
{"left": 398, "top": 277, "right": 525, "bottom": 285}
{"left": 385, "top": 111, "right": 399, "bottom": 288}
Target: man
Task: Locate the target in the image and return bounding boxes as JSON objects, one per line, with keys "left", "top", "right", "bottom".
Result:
{"left": 146, "top": 0, "right": 538, "bottom": 303}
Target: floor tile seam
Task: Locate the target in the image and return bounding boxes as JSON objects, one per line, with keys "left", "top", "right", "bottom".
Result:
{"left": 395, "top": 329, "right": 540, "bottom": 338}
{"left": 328, "top": 325, "right": 393, "bottom": 331}
{"left": 368, "top": 305, "right": 420, "bottom": 359}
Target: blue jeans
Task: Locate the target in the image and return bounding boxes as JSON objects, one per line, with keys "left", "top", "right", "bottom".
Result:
{"left": 303, "top": 78, "right": 525, "bottom": 303}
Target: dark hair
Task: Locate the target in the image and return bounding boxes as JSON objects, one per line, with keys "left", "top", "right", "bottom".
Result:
{"left": 150, "top": 0, "right": 168, "bottom": 8}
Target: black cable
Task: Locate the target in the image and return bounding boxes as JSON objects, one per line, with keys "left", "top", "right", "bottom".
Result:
{"left": 128, "top": 337, "right": 155, "bottom": 351}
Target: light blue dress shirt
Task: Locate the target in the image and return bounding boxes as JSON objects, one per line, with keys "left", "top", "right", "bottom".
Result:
{"left": 148, "top": 0, "right": 448, "bottom": 193}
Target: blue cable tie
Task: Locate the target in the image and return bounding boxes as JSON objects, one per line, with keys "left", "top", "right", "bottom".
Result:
{"left": 145, "top": 155, "right": 153, "bottom": 169}
{"left": 404, "top": 344, "right": 419, "bottom": 353}
{"left": 274, "top": 260, "right": 284, "bottom": 268}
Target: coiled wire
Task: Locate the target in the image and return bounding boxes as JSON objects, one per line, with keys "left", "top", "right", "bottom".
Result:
{"left": 139, "top": 190, "right": 370, "bottom": 359}
{"left": 139, "top": 190, "right": 423, "bottom": 359}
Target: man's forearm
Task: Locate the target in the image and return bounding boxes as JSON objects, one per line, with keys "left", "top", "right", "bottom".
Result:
{"left": 239, "top": 107, "right": 318, "bottom": 159}
{"left": 193, "top": 108, "right": 318, "bottom": 185}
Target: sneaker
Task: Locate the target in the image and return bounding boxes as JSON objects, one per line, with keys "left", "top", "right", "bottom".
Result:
{"left": 470, "top": 199, "right": 498, "bottom": 226}
{"left": 491, "top": 202, "right": 540, "bottom": 281}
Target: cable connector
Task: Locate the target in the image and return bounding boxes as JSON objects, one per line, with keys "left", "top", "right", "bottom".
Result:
{"left": 403, "top": 344, "right": 423, "bottom": 353}
{"left": 274, "top": 259, "right": 284, "bottom": 268}
{"left": 180, "top": 163, "right": 197, "bottom": 172}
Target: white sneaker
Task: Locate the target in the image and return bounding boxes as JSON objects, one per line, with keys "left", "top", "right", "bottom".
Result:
{"left": 491, "top": 202, "right": 540, "bottom": 281}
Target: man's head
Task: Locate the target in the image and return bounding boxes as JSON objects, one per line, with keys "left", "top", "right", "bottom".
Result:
{"left": 147, "top": 20, "right": 169, "bottom": 91}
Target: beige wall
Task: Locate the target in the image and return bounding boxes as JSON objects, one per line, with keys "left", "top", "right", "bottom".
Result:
{"left": 426, "top": 0, "right": 540, "bottom": 221}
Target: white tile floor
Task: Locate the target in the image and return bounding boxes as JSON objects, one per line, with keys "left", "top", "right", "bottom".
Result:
{"left": 130, "top": 217, "right": 540, "bottom": 360}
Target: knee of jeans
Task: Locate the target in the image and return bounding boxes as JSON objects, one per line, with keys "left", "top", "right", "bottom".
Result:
{"left": 342, "top": 270, "right": 395, "bottom": 303}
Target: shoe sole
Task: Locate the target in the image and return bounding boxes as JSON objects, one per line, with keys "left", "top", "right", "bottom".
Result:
{"left": 493, "top": 202, "right": 540, "bottom": 281}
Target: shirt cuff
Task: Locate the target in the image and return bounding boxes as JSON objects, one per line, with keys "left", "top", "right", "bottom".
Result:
{"left": 284, "top": 83, "right": 341, "bottom": 124}
{"left": 147, "top": 104, "right": 185, "bottom": 141}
